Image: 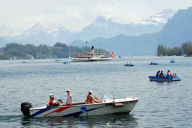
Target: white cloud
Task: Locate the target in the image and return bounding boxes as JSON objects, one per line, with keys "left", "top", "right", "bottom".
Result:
{"left": 0, "top": 0, "right": 191, "bottom": 36}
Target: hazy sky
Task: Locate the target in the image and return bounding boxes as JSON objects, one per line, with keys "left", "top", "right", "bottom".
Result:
{"left": 0, "top": 0, "right": 192, "bottom": 32}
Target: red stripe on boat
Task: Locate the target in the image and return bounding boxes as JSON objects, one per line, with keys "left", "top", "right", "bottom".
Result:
{"left": 44, "top": 105, "right": 72, "bottom": 117}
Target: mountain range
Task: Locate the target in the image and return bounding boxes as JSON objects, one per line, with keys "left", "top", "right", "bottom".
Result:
{"left": 0, "top": 9, "right": 175, "bottom": 47}
{"left": 72, "top": 7, "right": 192, "bottom": 55}
{"left": 1, "top": 7, "right": 192, "bottom": 56}
{"left": 2, "top": 24, "right": 75, "bottom": 46}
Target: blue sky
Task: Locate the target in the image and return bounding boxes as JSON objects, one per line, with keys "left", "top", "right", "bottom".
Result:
{"left": 0, "top": 0, "right": 192, "bottom": 33}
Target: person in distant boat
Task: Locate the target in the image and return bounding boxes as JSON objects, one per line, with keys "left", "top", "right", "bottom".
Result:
{"left": 160, "top": 71, "right": 166, "bottom": 79}
{"left": 66, "top": 89, "right": 72, "bottom": 105}
{"left": 156, "top": 70, "right": 160, "bottom": 77}
{"left": 86, "top": 90, "right": 99, "bottom": 104}
{"left": 48, "top": 94, "right": 56, "bottom": 106}
{"left": 172, "top": 73, "right": 177, "bottom": 77}
{"left": 167, "top": 70, "right": 173, "bottom": 78}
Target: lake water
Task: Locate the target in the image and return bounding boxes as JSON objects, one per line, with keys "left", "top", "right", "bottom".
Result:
{"left": 0, "top": 56, "right": 192, "bottom": 128}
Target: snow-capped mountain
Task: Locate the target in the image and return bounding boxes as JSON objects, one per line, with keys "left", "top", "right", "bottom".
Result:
{"left": 4, "top": 24, "right": 75, "bottom": 45}
{"left": 80, "top": 7, "right": 192, "bottom": 55}
{"left": 74, "top": 16, "right": 164, "bottom": 40}
{"left": 0, "top": 24, "right": 21, "bottom": 37}
{"left": 2, "top": 9, "right": 176, "bottom": 46}
{"left": 142, "top": 9, "right": 176, "bottom": 24}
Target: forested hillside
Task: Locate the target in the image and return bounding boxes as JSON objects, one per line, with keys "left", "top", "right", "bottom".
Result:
{"left": 0, "top": 43, "right": 108, "bottom": 60}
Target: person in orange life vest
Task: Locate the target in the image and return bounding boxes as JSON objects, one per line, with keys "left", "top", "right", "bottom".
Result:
{"left": 85, "top": 90, "right": 99, "bottom": 104}
{"left": 48, "top": 94, "right": 56, "bottom": 106}
{"left": 66, "top": 89, "right": 72, "bottom": 105}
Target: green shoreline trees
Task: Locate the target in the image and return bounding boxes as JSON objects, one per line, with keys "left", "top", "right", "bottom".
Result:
{"left": 157, "top": 41, "right": 192, "bottom": 56}
{"left": 0, "top": 43, "right": 108, "bottom": 60}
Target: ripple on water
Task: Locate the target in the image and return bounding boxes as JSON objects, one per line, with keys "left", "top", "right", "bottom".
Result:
{"left": 0, "top": 56, "right": 192, "bottom": 127}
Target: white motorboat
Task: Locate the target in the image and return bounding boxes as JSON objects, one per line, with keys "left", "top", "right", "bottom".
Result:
{"left": 21, "top": 97, "right": 138, "bottom": 118}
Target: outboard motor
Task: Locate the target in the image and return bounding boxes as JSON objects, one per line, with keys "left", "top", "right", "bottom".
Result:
{"left": 21, "top": 102, "right": 32, "bottom": 117}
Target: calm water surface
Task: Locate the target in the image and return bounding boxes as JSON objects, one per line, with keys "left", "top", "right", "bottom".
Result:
{"left": 0, "top": 56, "right": 192, "bottom": 128}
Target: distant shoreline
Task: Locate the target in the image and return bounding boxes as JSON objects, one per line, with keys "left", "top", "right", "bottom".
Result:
{"left": 0, "top": 43, "right": 108, "bottom": 60}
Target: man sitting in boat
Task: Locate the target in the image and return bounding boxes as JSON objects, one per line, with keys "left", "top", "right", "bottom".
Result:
{"left": 167, "top": 70, "right": 173, "bottom": 78}
{"left": 47, "top": 94, "right": 62, "bottom": 106}
{"left": 156, "top": 70, "right": 160, "bottom": 77}
{"left": 48, "top": 94, "right": 56, "bottom": 106}
{"left": 160, "top": 71, "right": 166, "bottom": 79}
{"left": 66, "top": 89, "right": 72, "bottom": 105}
{"left": 85, "top": 90, "right": 99, "bottom": 104}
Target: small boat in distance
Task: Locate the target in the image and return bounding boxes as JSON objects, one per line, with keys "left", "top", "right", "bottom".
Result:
{"left": 63, "top": 61, "right": 70, "bottom": 64}
{"left": 170, "top": 59, "right": 175, "bottom": 63}
{"left": 124, "top": 62, "right": 134, "bottom": 66}
{"left": 21, "top": 97, "right": 139, "bottom": 118}
{"left": 70, "top": 46, "right": 114, "bottom": 62}
{"left": 149, "top": 76, "right": 181, "bottom": 82}
{"left": 149, "top": 61, "right": 158, "bottom": 65}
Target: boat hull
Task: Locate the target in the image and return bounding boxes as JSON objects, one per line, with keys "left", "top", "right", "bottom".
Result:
{"left": 124, "top": 64, "right": 134, "bottom": 66}
{"left": 149, "top": 63, "right": 158, "bottom": 65}
{"left": 149, "top": 76, "right": 181, "bottom": 82}
{"left": 170, "top": 59, "right": 175, "bottom": 63}
{"left": 69, "top": 57, "right": 112, "bottom": 62}
{"left": 25, "top": 98, "right": 138, "bottom": 118}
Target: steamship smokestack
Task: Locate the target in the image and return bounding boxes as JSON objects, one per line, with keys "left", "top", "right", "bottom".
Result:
{"left": 91, "top": 46, "right": 94, "bottom": 55}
